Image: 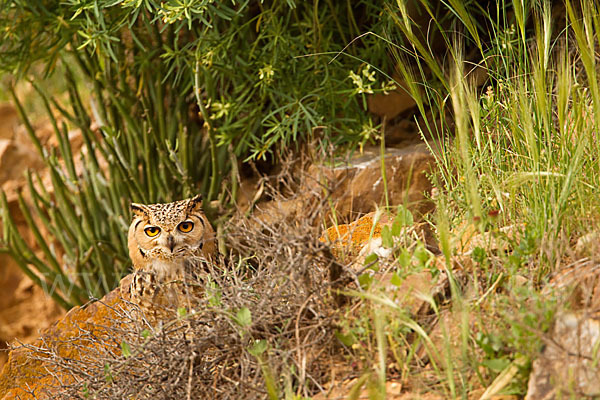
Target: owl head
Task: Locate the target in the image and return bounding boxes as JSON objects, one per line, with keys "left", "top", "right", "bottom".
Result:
{"left": 127, "top": 195, "right": 216, "bottom": 270}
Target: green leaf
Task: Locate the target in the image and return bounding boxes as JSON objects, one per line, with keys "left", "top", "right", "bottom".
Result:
{"left": 414, "top": 243, "right": 431, "bottom": 267}
{"left": 397, "top": 248, "right": 411, "bottom": 268}
{"left": 381, "top": 225, "right": 393, "bottom": 248}
{"left": 206, "top": 280, "right": 222, "bottom": 306}
{"left": 334, "top": 331, "right": 355, "bottom": 347}
{"left": 394, "top": 205, "right": 414, "bottom": 227}
{"left": 363, "top": 252, "right": 378, "bottom": 266}
{"left": 248, "top": 339, "right": 268, "bottom": 356}
{"left": 208, "top": 290, "right": 222, "bottom": 307}
{"left": 121, "top": 341, "right": 132, "bottom": 358}
{"left": 390, "top": 272, "right": 403, "bottom": 287}
{"left": 234, "top": 307, "right": 252, "bottom": 328}
{"left": 104, "top": 363, "right": 113, "bottom": 383}
{"left": 177, "top": 307, "right": 188, "bottom": 317}
{"left": 472, "top": 246, "right": 487, "bottom": 264}
{"left": 358, "top": 273, "right": 373, "bottom": 289}
{"left": 391, "top": 220, "right": 402, "bottom": 236}
{"left": 482, "top": 357, "right": 510, "bottom": 372}
{"left": 141, "top": 329, "right": 151, "bottom": 339}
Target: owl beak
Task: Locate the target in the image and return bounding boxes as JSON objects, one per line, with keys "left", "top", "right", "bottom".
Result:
{"left": 167, "top": 234, "right": 175, "bottom": 252}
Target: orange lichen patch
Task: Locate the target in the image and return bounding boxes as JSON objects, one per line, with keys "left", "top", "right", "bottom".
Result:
{"left": 321, "top": 213, "right": 390, "bottom": 257}
{"left": 0, "top": 275, "right": 133, "bottom": 400}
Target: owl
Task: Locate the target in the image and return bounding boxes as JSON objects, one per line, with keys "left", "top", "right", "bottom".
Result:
{"left": 126, "top": 195, "right": 217, "bottom": 313}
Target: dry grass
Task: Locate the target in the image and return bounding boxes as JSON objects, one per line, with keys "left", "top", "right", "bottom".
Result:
{"left": 9, "top": 196, "right": 361, "bottom": 399}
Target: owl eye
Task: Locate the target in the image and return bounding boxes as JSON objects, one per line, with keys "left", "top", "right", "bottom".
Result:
{"left": 177, "top": 221, "right": 194, "bottom": 233}
{"left": 144, "top": 226, "right": 160, "bottom": 237}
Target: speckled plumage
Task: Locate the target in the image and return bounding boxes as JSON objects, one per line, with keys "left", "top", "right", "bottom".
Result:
{"left": 126, "top": 195, "right": 217, "bottom": 315}
{"left": 137, "top": 198, "right": 197, "bottom": 231}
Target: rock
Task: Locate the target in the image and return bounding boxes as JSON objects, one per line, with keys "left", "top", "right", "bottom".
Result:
{"left": 0, "top": 139, "right": 44, "bottom": 185}
{"left": 310, "top": 143, "right": 435, "bottom": 222}
{"left": 574, "top": 230, "right": 599, "bottom": 258}
{"left": 239, "top": 142, "right": 436, "bottom": 227}
{"left": 452, "top": 222, "right": 524, "bottom": 256}
{"left": 235, "top": 176, "right": 262, "bottom": 215}
{"left": 249, "top": 196, "right": 306, "bottom": 227}
{"left": 469, "top": 65, "right": 489, "bottom": 88}
{"left": 321, "top": 210, "right": 448, "bottom": 317}
{"left": 377, "top": 269, "right": 448, "bottom": 316}
{"left": 416, "top": 109, "right": 455, "bottom": 143}
{"left": 0, "top": 116, "right": 107, "bottom": 379}
{"left": 384, "top": 118, "right": 422, "bottom": 147}
{"left": 0, "top": 140, "right": 10, "bottom": 169}
{"left": 0, "top": 253, "right": 24, "bottom": 368}
{"left": 41, "top": 128, "right": 84, "bottom": 154}
{"left": 359, "top": 235, "right": 393, "bottom": 262}
{"left": 0, "top": 104, "right": 18, "bottom": 140}
{"left": 0, "top": 275, "right": 133, "bottom": 399}
{"left": 323, "top": 211, "right": 449, "bottom": 316}
{"left": 321, "top": 212, "right": 391, "bottom": 258}
{"left": 526, "top": 259, "right": 600, "bottom": 398}
{"left": 547, "top": 260, "right": 600, "bottom": 313}
{"left": 0, "top": 155, "right": 65, "bottom": 373}
{"left": 367, "top": 78, "right": 416, "bottom": 120}
{"left": 416, "top": 307, "right": 465, "bottom": 367}
{"left": 0, "top": 275, "right": 64, "bottom": 371}
{"left": 15, "top": 119, "right": 55, "bottom": 148}
{"left": 525, "top": 312, "right": 600, "bottom": 399}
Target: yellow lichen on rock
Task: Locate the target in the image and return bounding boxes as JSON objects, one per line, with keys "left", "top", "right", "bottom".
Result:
{"left": 321, "top": 212, "right": 391, "bottom": 257}
{"left": 0, "top": 275, "right": 133, "bottom": 400}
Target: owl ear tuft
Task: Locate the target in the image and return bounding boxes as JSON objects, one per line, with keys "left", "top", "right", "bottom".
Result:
{"left": 131, "top": 203, "right": 149, "bottom": 218}
{"left": 186, "top": 194, "right": 203, "bottom": 213}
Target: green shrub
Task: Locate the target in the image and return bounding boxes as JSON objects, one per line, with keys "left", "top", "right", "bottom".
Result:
{"left": 0, "top": 1, "right": 402, "bottom": 307}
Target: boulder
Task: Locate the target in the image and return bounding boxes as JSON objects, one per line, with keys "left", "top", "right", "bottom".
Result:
{"left": 321, "top": 212, "right": 391, "bottom": 257}
{"left": 0, "top": 270, "right": 64, "bottom": 371}
{"left": 525, "top": 261, "right": 600, "bottom": 399}
{"left": 547, "top": 260, "right": 600, "bottom": 311}
{"left": 384, "top": 118, "right": 422, "bottom": 147}
{"left": 0, "top": 104, "right": 18, "bottom": 140}
{"left": 0, "top": 275, "right": 133, "bottom": 399}
{"left": 246, "top": 143, "right": 435, "bottom": 226}
{"left": 525, "top": 313, "right": 600, "bottom": 399}
{"left": 0, "top": 139, "right": 44, "bottom": 185}
{"left": 452, "top": 222, "right": 524, "bottom": 255}
{"left": 0, "top": 144, "right": 64, "bottom": 372}
{"left": 574, "top": 230, "right": 599, "bottom": 258}
{"left": 367, "top": 78, "right": 416, "bottom": 120}
{"left": 309, "top": 143, "right": 435, "bottom": 223}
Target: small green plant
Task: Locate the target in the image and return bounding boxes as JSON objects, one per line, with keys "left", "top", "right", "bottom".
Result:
{"left": 248, "top": 339, "right": 279, "bottom": 400}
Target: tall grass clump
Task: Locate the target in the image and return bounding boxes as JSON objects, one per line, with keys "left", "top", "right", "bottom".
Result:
{"left": 338, "top": 0, "right": 600, "bottom": 396}
{"left": 391, "top": 0, "right": 600, "bottom": 270}
{"left": 0, "top": 1, "right": 403, "bottom": 307}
